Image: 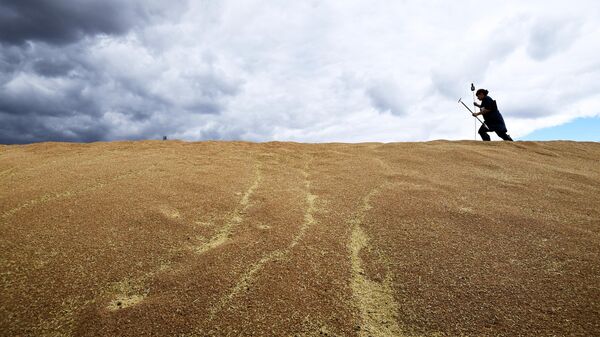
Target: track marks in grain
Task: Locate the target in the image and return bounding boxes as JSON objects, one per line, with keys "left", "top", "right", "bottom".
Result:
{"left": 193, "top": 162, "right": 263, "bottom": 254}
{"left": 159, "top": 205, "right": 181, "bottom": 219}
{"left": 208, "top": 156, "right": 318, "bottom": 318}
{"left": 106, "top": 278, "right": 149, "bottom": 311}
{"left": 291, "top": 156, "right": 318, "bottom": 248}
{"left": 107, "top": 160, "right": 263, "bottom": 317}
{"left": 349, "top": 186, "right": 404, "bottom": 337}
{"left": 103, "top": 260, "right": 176, "bottom": 313}
{"left": 208, "top": 249, "right": 286, "bottom": 317}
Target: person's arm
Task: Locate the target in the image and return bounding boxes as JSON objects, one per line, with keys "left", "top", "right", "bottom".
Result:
{"left": 473, "top": 97, "right": 492, "bottom": 116}
{"left": 473, "top": 107, "right": 490, "bottom": 116}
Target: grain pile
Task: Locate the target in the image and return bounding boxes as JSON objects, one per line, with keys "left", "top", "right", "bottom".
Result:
{"left": 1, "top": 140, "right": 599, "bottom": 336}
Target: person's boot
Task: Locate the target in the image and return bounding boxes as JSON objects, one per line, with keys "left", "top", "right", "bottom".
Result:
{"left": 498, "top": 132, "right": 513, "bottom": 141}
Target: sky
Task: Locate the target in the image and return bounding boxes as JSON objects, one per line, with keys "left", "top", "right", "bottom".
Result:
{"left": 1, "top": 0, "right": 599, "bottom": 144}
{"left": 521, "top": 117, "right": 600, "bottom": 142}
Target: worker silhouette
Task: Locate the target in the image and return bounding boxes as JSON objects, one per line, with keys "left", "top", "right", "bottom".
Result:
{"left": 473, "top": 89, "right": 513, "bottom": 141}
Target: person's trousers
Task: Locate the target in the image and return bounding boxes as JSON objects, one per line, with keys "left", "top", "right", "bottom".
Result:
{"left": 479, "top": 125, "right": 513, "bottom": 141}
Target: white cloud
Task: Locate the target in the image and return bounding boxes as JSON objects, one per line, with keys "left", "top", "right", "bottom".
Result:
{"left": 169, "top": 0, "right": 600, "bottom": 141}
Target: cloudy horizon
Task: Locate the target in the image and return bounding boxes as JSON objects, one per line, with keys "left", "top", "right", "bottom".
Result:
{"left": 1, "top": 0, "right": 599, "bottom": 144}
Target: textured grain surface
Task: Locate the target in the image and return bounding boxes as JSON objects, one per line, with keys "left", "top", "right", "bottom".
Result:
{"left": 1, "top": 140, "right": 599, "bottom": 336}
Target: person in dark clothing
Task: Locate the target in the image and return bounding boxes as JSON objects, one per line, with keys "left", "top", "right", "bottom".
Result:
{"left": 473, "top": 89, "right": 513, "bottom": 141}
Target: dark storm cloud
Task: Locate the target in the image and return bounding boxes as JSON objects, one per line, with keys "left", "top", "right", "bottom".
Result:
{"left": 0, "top": 0, "right": 169, "bottom": 46}
{"left": 32, "top": 58, "right": 75, "bottom": 77}
{"left": 0, "top": 88, "right": 98, "bottom": 118}
{"left": 0, "top": 42, "right": 242, "bottom": 144}
{"left": 0, "top": 110, "right": 111, "bottom": 144}
{"left": 0, "top": 0, "right": 229, "bottom": 144}
{"left": 0, "top": 52, "right": 241, "bottom": 144}
{"left": 0, "top": 44, "right": 26, "bottom": 77}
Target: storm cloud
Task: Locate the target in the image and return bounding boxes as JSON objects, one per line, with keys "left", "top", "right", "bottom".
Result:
{"left": 1, "top": 0, "right": 599, "bottom": 144}
{"left": 0, "top": 0, "right": 179, "bottom": 46}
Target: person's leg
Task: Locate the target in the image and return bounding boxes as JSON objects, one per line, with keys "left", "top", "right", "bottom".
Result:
{"left": 496, "top": 131, "right": 513, "bottom": 141}
{"left": 478, "top": 125, "right": 491, "bottom": 141}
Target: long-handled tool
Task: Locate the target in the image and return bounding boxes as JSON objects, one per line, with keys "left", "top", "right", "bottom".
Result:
{"left": 471, "top": 83, "right": 477, "bottom": 140}
{"left": 458, "top": 98, "right": 489, "bottom": 130}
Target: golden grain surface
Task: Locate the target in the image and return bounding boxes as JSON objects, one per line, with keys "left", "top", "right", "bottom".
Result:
{"left": 1, "top": 140, "right": 599, "bottom": 336}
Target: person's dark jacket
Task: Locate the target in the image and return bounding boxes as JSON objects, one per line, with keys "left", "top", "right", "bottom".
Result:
{"left": 480, "top": 96, "right": 507, "bottom": 132}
